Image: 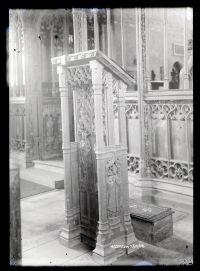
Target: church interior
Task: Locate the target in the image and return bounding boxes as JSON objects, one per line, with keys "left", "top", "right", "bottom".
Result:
{"left": 9, "top": 8, "right": 193, "bottom": 266}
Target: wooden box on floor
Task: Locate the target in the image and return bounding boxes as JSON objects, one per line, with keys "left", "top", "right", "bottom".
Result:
{"left": 130, "top": 201, "right": 174, "bottom": 245}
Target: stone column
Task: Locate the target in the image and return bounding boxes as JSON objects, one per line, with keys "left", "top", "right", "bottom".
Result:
{"left": 63, "top": 13, "right": 69, "bottom": 55}
{"left": 90, "top": 60, "right": 113, "bottom": 262}
{"left": 135, "top": 8, "right": 152, "bottom": 198}
{"left": 145, "top": 8, "right": 151, "bottom": 90}
{"left": 120, "top": 9, "right": 125, "bottom": 69}
{"left": 118, "top": 80, "right": 137, "bottom": 252}
{"left": 107, "top": 9, "right": 111, "bottom": 58}
{"left": 90, "top": 60, "right": 104, "bottom": 152}
{"left": 50, "top": 27, "right": 56, "bottom": 96}
{"left": 93, "top": 9, "right": 100, "bottom": 50}
{"left": 23, "top": 13, "right": 43, "bottom": 164}
{"left": 183, "top": 8, "right": 189, "bottom": 89}
{"left": 118, "top": 80, "right": 127, "bottom": 147}
{"left": 81, "top": 10, "right": 88, "bottom": 51}
{"left": 72, "top": 9, "right": 78, "bottom": 53}
{"left": 57, "top": 65, "right": 81, "bottom": 247}
{"left": 105, "top": 72, "right": 115, "bottom": 145}
{"left": 136, "top": 8, "right": 144, "bottom": 176}
{"left": 163, "top": 8, "right": 169, "bottom": 89}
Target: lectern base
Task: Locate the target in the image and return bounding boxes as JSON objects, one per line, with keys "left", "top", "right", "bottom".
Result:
{"left": 59, "top": 227, "right": 81, "bottom": 248}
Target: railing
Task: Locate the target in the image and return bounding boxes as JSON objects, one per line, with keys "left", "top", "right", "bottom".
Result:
{"left": 114, "top": 89, "right": 193, "bottom": 183}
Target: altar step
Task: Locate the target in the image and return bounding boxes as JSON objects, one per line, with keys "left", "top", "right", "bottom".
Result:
{"left": 20, "top": 160, "right": 64, "bottom": 189}
{"left": 33, "top": 159, "right": 64, "bottom": 174}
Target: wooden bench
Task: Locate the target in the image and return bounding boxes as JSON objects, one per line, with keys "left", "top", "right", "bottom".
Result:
{"left": 130, "top": 201, "right": 174, "bottom": 245}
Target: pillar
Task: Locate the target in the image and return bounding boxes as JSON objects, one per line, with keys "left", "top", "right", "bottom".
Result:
{"left": 105, "top": 72, "right": 115, "bottom": 145}
{"left": 136, "top": 8, "right": 151, "bottom": 186}
{"left": 183, "top": 8, "right": 189, "bottom": 89}
{"left": 120, "top": 9, "right": 125, "bottom": 69}
{"left": 118, "top": 80, "right": 127, "bottom": 147}
{"left": 57, "top": 65, "right": 81, "bottom": 247}
{"left": 90, "top": 60, "right": 104, "bottom": 152}
{"left": 90, "top": 60, "right": 114, "bottom": 262}
{"left": 93, "top": 9, "right": 100, "bottom": 50}
{"left": 163, "top": 8, "right": 169, "bottom": 89}
{"left": 145, "top": 8, "right": 151, "bottom": 90}
{"left": 136, "top": 8, "right": 145, "bottom": 177}
{"left": 107, "top": 9, "right": 111, "bottom": 58}
{"left": 63, "top": 12, "right": 69, "bottom": 55}
{"left": 72, "top": 9, "right": 78, "bottom": 53}
{"left": 81, "top": 10, "right": 88, "bottom": 51}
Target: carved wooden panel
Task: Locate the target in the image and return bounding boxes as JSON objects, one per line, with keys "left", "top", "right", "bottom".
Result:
{"left": 10, "top": 103, "right": 26, "bottom": 152}
{"left": 71, "top": 66, "right": 98, "bottom": 238}
{"left": 42, "top": 98, "right": 62, "bottom": 159}
{"left": 105, "top": 157, "right": 122, "bottom": 218}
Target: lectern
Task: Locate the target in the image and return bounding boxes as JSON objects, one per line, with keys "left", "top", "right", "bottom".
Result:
{"left": 52, "top": 50, "right": 137, "bottom": 264}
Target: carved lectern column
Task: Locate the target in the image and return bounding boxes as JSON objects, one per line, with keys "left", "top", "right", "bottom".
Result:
{"left": 57, "top": 65, "right": 81, "bottom": 247}
{"left": 89, "top": 60, "right": 115, "bottom": 262}
{"left": 90, "top": 60, "right": 104, "bottom": 151}
{"left": 105, "top": 72, "right": 115, "bottom": 145}
{"left": 118, "top": 81, "right": 136, "bottom": 252}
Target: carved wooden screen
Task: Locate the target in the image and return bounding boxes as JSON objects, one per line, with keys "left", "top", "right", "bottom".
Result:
{"left": 70, "top": 65, "right": 99, "bottom": 245}
{"left": 39, "top": 13, "right": 65, "bottom": 160}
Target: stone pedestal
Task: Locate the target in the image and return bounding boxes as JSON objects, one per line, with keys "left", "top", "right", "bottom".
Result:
{"left": 52, "top": 50, "right": 137, "bottom": 264}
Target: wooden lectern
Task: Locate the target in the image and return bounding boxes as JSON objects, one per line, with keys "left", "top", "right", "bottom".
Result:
{"left": 52, "top": 50, "right": 137, "bottom": 264}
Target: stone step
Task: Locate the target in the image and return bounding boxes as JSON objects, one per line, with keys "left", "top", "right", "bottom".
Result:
{"left": 33, "top": 160, "right": 64, "bottom": 174}
{"left": 20, "top": 167, "right": 64, "bottom": 189}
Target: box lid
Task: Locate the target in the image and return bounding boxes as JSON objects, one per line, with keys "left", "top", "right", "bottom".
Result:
{"left": 130, "top": 200, "right": 174, "bottom": 222}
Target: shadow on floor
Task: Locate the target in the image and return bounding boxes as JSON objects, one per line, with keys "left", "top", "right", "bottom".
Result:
{"left": 156, "top": 235, "right": 193, "bottom": 256}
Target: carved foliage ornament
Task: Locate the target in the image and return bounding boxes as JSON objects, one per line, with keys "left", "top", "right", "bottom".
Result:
{"left": 127, "top": 155, "right": 140, "bottom": 174}
{"left": 112, "top": 78, "right": 119, "bottom": 98}
{"left": 113, "top": 104, "right": 118, "bottom": 119}
{"left": 66, "top": 65, "right": 92, "bottom": 87}
{"left": 102, "top": 69, "right": 109, "bottom": 146}
{"left": 76, "top": 81, "right": 96, "bottom": 192}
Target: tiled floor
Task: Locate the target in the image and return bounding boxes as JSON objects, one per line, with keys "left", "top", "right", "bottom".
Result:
{"left": 21, "top": 189, "right": 193, "bottom": 266}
